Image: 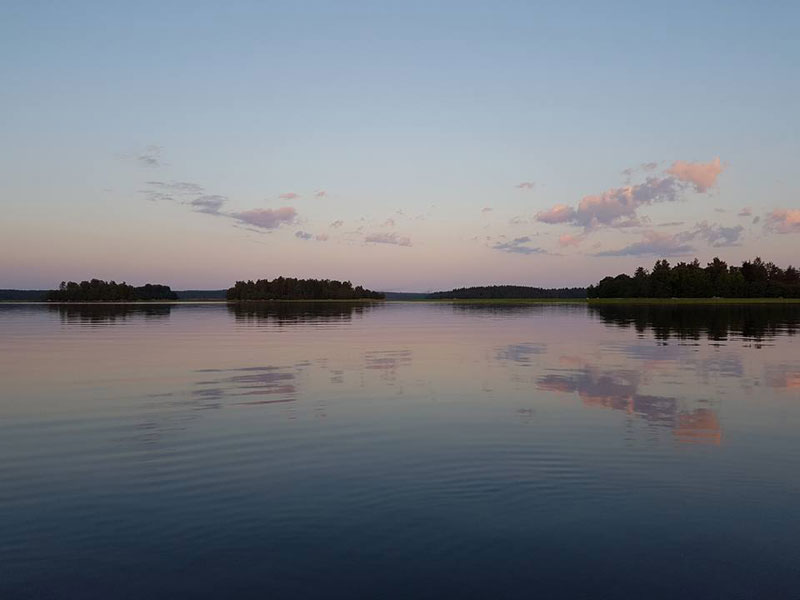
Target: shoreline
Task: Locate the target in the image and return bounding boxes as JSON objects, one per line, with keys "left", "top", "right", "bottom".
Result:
{"left": 4, "top": 297, "right": 800, "bottom": 305}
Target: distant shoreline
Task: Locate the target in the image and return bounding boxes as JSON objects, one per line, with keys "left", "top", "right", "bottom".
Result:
{"left": 4, "top": 297, "right": 800, "bottom": 305}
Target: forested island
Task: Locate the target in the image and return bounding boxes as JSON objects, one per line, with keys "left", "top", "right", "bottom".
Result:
{"left": 427, "top": 285, "right": 586, "bottom": 299}
{"left": 46, "top": 280, "right": 178, "bottom": 302}
{"left": 588, "top": 258, "right": 800, "bottom": 298}
{"left": 226, "top": 277, "right": 384, "bottom": 300}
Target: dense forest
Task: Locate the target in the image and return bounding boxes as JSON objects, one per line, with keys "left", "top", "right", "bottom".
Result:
{"left": 46, "top": 280, "right": 178, "bottom": 302}
{"left": 587, "top": 258, "right": 800, "bottom": 298}
{"left": 427, "top": 285, "right": 586, "bottom": 299}
{"left": 226, "top": 277, "right": 384, "bottom": 300}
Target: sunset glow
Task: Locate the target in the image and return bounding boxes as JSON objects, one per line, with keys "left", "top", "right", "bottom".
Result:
{"left": 1, "top": 3, "right": 798, "bottom": 291}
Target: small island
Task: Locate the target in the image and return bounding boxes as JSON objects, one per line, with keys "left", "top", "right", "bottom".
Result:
{"left": 46, "top": 279, "right": 178, "bottom": 302}
{"left": 226, "top": 277, "right": 384, "bottom": 301}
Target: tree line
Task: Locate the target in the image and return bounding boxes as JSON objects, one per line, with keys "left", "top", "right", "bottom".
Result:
{"left": 226, "top": 277, "right": 384, "bottom": 300}
{"left": 587, "top": 258, "right": 800, "bottom": 298}
{"left": 46, "top": 280, "right": 178, "bottom": 302}
{"left": 427, "top": 285, "right": 586, "bottom": 299}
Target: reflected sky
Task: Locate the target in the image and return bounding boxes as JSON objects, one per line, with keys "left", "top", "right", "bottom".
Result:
{"left": 1, "top": 301, "right": 798, "bottom": 431}
{"left": 1, "top": 302, "right": 800, "bottom": 599}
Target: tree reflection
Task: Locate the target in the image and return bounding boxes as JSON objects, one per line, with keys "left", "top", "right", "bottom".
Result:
{"left": 227, "top": 301, "right": 373, "bottom": 324}
{"left": 449, "top": 303, "right": 585, "bottom": 317}
{"left": 49, "top": 303, "right": 172, "bottom": 324}
{"left": 589, "top": 303, "right": 799, "bottom": 341}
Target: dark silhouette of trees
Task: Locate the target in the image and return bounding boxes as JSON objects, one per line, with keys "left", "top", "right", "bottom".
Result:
{"left": 46, "top": 279, "right": 178, "bottom": 302}
{"left": 587, "top": 258, "right": 800, "bottom": 298}
{"left": 226, "top": 277, "right": 384, "bottom": 301}
{"left": 427, "top": 285, "right": 586, "bottom": 299}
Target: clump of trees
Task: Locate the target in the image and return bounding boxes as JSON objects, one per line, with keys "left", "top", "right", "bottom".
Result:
{"left": 587, "top": 258, "right": 800, "bottom": 298}
{"left": 427, "top": 285, "right": 586, "bottom": 299}
{"left": 226, "top": 277, "right": 384, "bottom": 300}
{"left": 46, "top": 280, "right": 178, "bottom": 302}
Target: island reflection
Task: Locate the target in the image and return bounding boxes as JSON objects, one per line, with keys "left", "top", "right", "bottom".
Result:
{"left": 227, "top": 301, "right": 374, "bottom": 324}
{"left": 48, "top": 303, "right": 173, "bottom": 324}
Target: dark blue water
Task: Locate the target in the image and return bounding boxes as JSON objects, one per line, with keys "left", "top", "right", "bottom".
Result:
{"left": 1, "top": 302, "right": 799, "bottom": 599}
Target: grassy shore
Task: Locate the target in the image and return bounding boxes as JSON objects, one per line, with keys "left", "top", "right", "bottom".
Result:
{"left": 587, "top": 297, "right": 800, "bottom": 304}
{"left": 396, "top": 298, "right": 586, "bottom": 304}
{"left": 395, "top": 297, "right": 800, "bottom": 305}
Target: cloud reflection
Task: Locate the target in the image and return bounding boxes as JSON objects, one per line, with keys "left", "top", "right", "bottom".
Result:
{"left": 538, "top": 365, "right": 722, "bottom": 444}
{"left": 496, "top": 343, "right": 547, "bottom": 365}
{"left": 364, "top": 350, "right": 412, "bottom": 382}
{"left": 195, "top": 366, "right": 297, "bottom": 404}
{"left": 764, "top": 365, "right": 800, "bottom": 390}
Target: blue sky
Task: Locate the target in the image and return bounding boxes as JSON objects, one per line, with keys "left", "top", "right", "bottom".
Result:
{"left": 1, "top": 1, "right": 798, "bottom": 290}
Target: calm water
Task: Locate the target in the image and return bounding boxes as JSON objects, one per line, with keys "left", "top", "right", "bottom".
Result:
{"left": 1, "top": 302, "right": 799, "bottom": 599}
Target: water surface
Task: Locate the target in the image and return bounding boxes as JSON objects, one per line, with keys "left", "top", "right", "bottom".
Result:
{"left": 1, "top": 302, "right": 799, "bottom": 599}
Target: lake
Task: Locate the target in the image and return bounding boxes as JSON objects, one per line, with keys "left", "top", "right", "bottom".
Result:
{"left": 1, "top": 302, "right": 799, "bottom": 599}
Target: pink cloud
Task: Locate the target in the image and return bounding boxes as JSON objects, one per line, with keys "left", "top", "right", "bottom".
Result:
{"left": 279, "top": 192, "right": 300, "bottom": 200}
{"left": 558, "top": 233, "right": 584, "bottom": 247}
{"left": 364, "top": 232, "right": 412, "bottom": 247}
{"left": 535, "top": 204, "right": 576, "bottom": 224}
{"left": 296, "top": 231, "right": 330, "bottom": 242}
{"left": 666, "top": 157, "right": 724, "bottom": 193}
{"left": 515, "top": 182, "right": 535, "bottom": 190}
{"left": 621, "top": 162, "right": 659, "bottom": 178}
{"left": 680, "top": 221, "right": 743, "bottom": 247}
{"left": 232, "top": 207, "right": 297, "bottom": 229}
{"left": 765, "top": 208, "right": 800, "bottom": 234}
{"left": 536, "top": 158, "right": 725, "bottom": 233}
{"left": 315, "top": 190, "right": 327, "bottom": 198}
{"left": 492, "top": 236, "right": 548, "bottom": 255}
{"left": 576, "top": 187, "right": 640, "bottom": 226}
{"left": 737, "top": 207, "right": 752, "bottom": 217}
{"left": 595, "top": 230, "right": 694, "bottom": 257}
{"left": 538, "top": 177, "right": 676, "bottom": 229}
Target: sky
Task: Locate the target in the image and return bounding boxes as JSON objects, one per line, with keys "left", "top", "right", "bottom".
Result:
{"left": 1, "top": 0, "right": 798, "bottom": 291}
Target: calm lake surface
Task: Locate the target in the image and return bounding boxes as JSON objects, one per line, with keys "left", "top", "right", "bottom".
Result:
{"left": 2, "top": 302, "right": 799, "bottom": 599}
